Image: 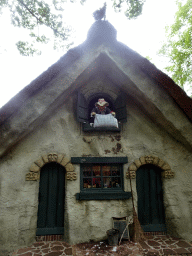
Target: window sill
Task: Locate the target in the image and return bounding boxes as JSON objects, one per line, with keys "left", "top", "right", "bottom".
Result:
{"left": 76, "top": 191, "right": 132, "bottom": 200}
{"left": 83, "top": 123, "right": 121, "bottom": 132}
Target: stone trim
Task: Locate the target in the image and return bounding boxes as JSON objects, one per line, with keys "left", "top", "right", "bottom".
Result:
{"left": 126, "top": 155, "right": 174, "bottom": 179}
{"left": 26, "top": 153, "right": 77, "bottom": 181}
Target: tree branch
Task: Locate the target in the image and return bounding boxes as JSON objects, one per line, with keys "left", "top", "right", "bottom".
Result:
{"left": 17, "top": 0, "right": 66, "bottom": 38}
{"left": 17, "top": 0, "right": 40, "bottom": 22}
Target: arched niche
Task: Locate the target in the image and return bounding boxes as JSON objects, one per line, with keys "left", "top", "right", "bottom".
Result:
{"left": 26, "top": 153, "right": 76, "bottom": 181}
{"left": 77, "top": 91, "right": 127, "bottom": 131}
{"left": 126, "top": 155, "right": 174, "bottom": 179}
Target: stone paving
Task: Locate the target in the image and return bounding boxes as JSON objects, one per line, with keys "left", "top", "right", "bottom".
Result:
{"left": 11, "top": 235, "right": 192, "bottom": 256}
{"left": 11, "top": 241, "right": 74, "bottom": 256}
{"left": 140, "top": 234, "right": 192, "bottom": 255}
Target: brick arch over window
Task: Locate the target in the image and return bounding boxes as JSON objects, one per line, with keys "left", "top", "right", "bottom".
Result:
{"left": 126, "top": 155, "right": 175, "bottom": 179}
{"left": 26, "top": 153, "right": 76, "bottom": 181}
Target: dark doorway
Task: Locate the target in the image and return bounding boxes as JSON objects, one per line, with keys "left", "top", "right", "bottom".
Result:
{"left": 136, "top": 164, "right": 166, "bottom": 232}
{"left": 36, "top": 162, "right": 65, "bottom": 235}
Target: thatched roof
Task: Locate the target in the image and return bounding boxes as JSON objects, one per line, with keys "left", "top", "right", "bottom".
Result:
{"left": 0, "top": 20, "right": 192, "bottom": 158}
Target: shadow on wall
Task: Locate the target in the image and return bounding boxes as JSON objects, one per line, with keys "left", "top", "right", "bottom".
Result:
{"left": 165, "top": 218, "right": 181, "bottom": 238}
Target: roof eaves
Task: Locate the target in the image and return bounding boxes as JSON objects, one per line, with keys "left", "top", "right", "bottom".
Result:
{"left": 0, "top": 46, "right": 83, "bottom": 126}
{"left": 139, "top": 58, "right": 192, "bottom": 122}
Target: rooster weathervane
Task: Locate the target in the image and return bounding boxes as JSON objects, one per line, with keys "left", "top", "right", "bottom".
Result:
{"left": 93, "top": 2, "right": 107, "bottom": 21}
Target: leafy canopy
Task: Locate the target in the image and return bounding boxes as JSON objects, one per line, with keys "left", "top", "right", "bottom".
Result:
{"left": 0, "top": 0, "right": 145, "bottom": 56}
{"left": 159, "top": 0, "right": 192, "bottom": 88}
{"left": 113, "top": 0, "right": 145, "bottom": 19}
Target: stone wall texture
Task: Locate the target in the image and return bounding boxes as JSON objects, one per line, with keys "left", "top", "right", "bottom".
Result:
{"left": 0, "top": 26, "right": 192, "bottom": 254}
{"left": 0, "top": 74, "right": 192, "bottom": 255}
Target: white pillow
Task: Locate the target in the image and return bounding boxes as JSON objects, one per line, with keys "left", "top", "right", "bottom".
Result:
{"left": 94, "top": 114, "right": 118, "bottom": 128}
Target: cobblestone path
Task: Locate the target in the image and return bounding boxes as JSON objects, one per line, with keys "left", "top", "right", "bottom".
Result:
{"left": 11, "top": 235, "right": 192, "bottom": 256}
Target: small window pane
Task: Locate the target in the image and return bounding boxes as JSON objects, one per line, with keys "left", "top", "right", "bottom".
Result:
{"left": 83, "top": 166, "right": 92, "bottom": 177}
{"left": 111, "top": 166, "right": 120, "bottom": 176}
{"left": 112, "top": 177, "right": 121, "bottom": 188}
{"left": 92, "top": 165, "right": 101, "bottom": 176}
{"left": 103, "top": 177, "right": 112, "bottom": 188}
{"left": 83, "top": 178, "right": 92, "bottom": 188}
{"left": 92, "top": 177, "right": 101, "bottom": 188}
{"left": 103, "top": 166, "right": 111, "bottom": 176}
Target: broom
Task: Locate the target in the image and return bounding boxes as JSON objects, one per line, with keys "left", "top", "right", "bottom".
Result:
{"left": 119, "top": 171, "right": 146, "bottom": 245}
{"left": 129, "top": 171, "right": 146, "bottom": 242}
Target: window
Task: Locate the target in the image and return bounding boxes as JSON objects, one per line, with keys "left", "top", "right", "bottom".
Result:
{"left": 77, "top": 92, "right": 127, "bottom": 132}
{"left": 88, "top": 94, "right": 115, "bottom": 125}
{"left": 71, "top": 157, "right": 131, "bottom": 200}
{"left": 82, "top": 164, "right": 122, "bottom": 190}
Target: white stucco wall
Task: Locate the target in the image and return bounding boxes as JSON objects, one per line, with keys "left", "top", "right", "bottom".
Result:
{"left": 0, "top": 82, "right": 192, "bottom": 255}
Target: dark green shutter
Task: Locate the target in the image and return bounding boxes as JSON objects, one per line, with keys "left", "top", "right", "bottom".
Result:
{"left": 37, "top": 166, "right": 49, "bottom": 229}
{"left": 56, "top": 166, "right": 65, "bottom": 227}
{"left": 36, "top": 163, "right": 65, "bottom": 235}
{"left": 77, "top": 92, "right": 88, "bottom": 123}
{"left": 114, "top": 93, "right": 127, "bottom": 123}
{"left": 136, "top": 164, "right": 166, "bottom": 232}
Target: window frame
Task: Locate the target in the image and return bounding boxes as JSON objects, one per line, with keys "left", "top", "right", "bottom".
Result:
{"left": 71, "top": 157, "right": 132, "bottom": 200}
{"left": 80, "top": 163, "right": 124, "bottom": 191}
{"left": 77, "top": 92, "right": 127, "bottom": 132}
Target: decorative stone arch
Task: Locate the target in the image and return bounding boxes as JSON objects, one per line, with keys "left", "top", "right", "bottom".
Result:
{"left": 126, "top": 155, "right": 175, "bottom": 179}
{"left": 26, "top": 153, "right": 77, "bottom": 181}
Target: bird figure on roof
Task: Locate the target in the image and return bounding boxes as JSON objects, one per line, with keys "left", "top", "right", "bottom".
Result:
{"left": 93, "top": 2, "right": 106, "bottom": 21}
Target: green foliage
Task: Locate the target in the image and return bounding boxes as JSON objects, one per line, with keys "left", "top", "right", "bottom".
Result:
{"left": 159, "top": 0, "right": 192, "bottom": 89}
{"left": 1, "top": 0, "right": 72, "bottom": 55}
{"left": 0, "top": 0, "right": 146, "bottom": 56}
{"left": 16, "top": 41, "right": 41, "bottom": 56}
{"left": 113, "top": 0, "right": 145, "bottom": 19}
{"left": 145, "top": 55, "right": 152, "bottom": 61}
